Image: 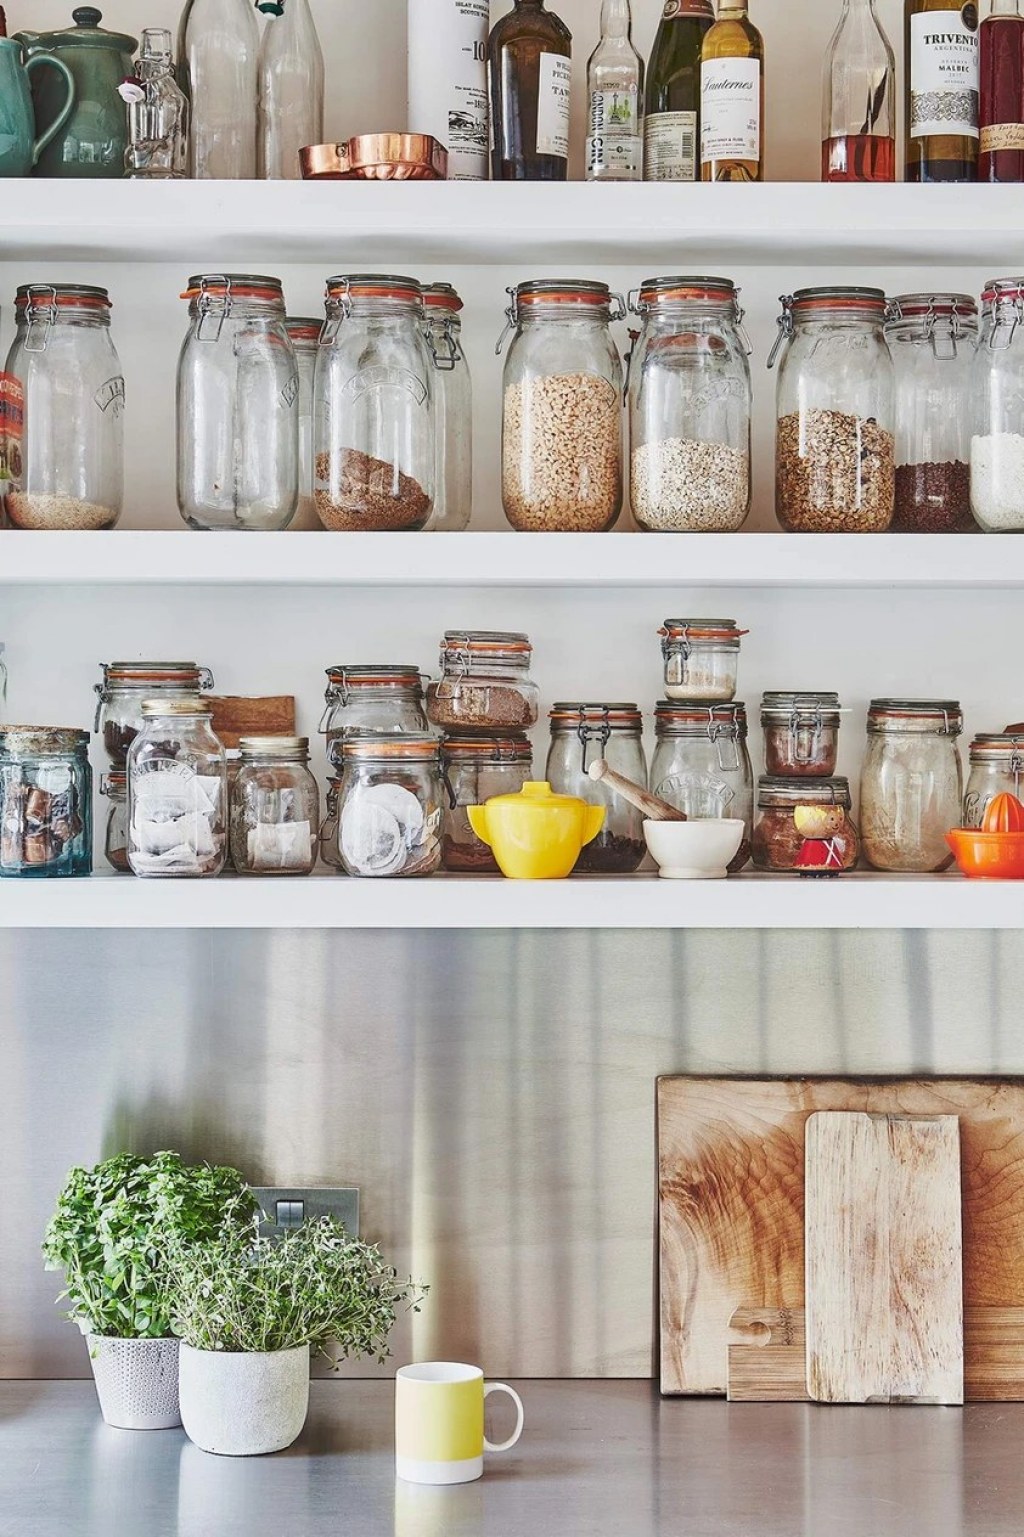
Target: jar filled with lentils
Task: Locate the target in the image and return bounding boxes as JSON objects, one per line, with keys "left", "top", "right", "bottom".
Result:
{"left": 659, "top": 619, "right": 746, "bottom": 702}
{"left": 337, "top": 736, "right": 443, "bottom": 878}
{"left": 498, "top": 280, "right": 624, "bottom": 532}
{"left": 441, "top": 734, "right": 533, "bottom": 871}
{"left": 752, "top": 776, "right": 859, "bottom": 875}
{"left": 859, "top": 700, "right": 963, "bottom": 872}
{"left": 963, "top": 732, "right": 1024, "bottom": 826}
{"left": 760, "top": 692, "right": 843, "bottom": 778}
{"left": 649, "top": 701, "right": 753, "bottom": 872}
{"left": 970, "top": 278, "right": 1024, "bottom": 532}
{"left": 423, "top": 283, "right": 472, "bottom": 531}
{"left": 320, "top": 665, "right": 429, "bottom": 770}
{"left": 769, "top": 286, "right": 895, "bottom": 533}
{"left": 887, "top": 294, "right": 978, "bottom": 533}
{"left": 546, "top": 702, "right": 648, "bottom": 873}
{"left": 426, "top": 632, "right": 538, "bottom": 732}
{"left": 230, "top": 736, "right": 320, "bottom": 876}
{"left": 95, "top": 661, "right": 214, "bottom": 764}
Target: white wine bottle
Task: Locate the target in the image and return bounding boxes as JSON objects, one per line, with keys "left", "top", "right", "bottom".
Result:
{"left": 700, "top": 0, "right": 764, "bottom": 182}
{"left": 407, "top": 0, "right": 489, "bottom": 181}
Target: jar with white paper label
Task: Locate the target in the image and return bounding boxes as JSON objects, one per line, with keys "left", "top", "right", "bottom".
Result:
{"left": 230, "top": 737, "right": 319, "bottom": 876}
{"left": 699, "top": 0, "right": 764, "bottom": 182}
{"left": 128, "top": 701, "right": 227, "bottom": 879}
{"left": 407, "top": 0, "right": 489, "bottom": 181}
{"left": 906, "top": 0, "right": 980, "bottom": 182}
{"left": 488, "top": 0, "right": 572, "bottom": 180}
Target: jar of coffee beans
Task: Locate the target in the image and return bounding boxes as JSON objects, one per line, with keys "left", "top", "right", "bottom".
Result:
{"left": 546, "top": 703, "right": 647, "bottom": 873}
{"left": 887, "top": 294, "right": 977, "bottom": 533}
{"left": 426, "top": 632, "right": 539, "bottom": 732}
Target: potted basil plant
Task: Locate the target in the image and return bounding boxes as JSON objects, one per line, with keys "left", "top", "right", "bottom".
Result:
{"left": 167, "top": 1202, "right": 426, "bottom": 1457}
{"left": 42, "top": 1151, "right": 256, "bottom": 1430}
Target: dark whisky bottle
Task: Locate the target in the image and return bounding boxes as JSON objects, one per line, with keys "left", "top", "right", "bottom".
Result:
{"left": 488, "top": 0, "right": 572, "bottom": 181}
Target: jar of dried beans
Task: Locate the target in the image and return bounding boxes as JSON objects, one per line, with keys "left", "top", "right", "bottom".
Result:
{"left": 769, "top": 286, "right": 895, "bottom": 533}
{"left": 760, "top": 692, "right": 843, "bottom": 778}
{"left": 127, "top": 700, "right": 227, "bottom": 878}
{"left": 546, "top": 702, "right": 647, "bottom": 873}
{"left": 498, "top": 279, "right": 624, "bottom": 532}
{"left": 423, "top": 283, "right": 472, "bottom": 531}
{"left": 649, "top": 701, "right": 753, "bottom": 872}
{"left": 426, "top": 632, "right": 539, "bottom": 732}
{"left": 887, "top": 294, "right": 978, "bottom": 533}
{"left": 284, "top": 317, "right": 322, "bottom": 530}
{"left": 320, "top": 665, "right": 430, "bottom": 770}
{"left": 970, "top": 278, "right": 1024, "bottom": 532}
{"left": 177, "top": 274, "right": 299, "bottom": 531}
{"left": 963, "top": 732, "right": 1024, "bottom": 826}
{"left": 0, "top": 727, "right": 92, "bottom": 878}
{"left": 337, "top": 737, "right": 443, "bottom": 878}
{"left": 627, "top": 276, "right": 751, "bottom": 532}
{"left": 314, "top": 274, "right": 435, "bottom": 531}
{"left": 4, "top": 284, "right": 124, "bottom": 530}
{"left": 95, "top": 661, "right": 214, "bottom": 764}
{"left": 859, "top": 700, "right": 963, "bottom": 872}
{"left": 659, "top": 619, "right": 746, "bottom": 702}
{"left": 752, "top": 777, "right": 859, "bottom": 876}
{"left": 101, "top": 769, "right": 129, "bottom": 873}
{"left": 229, "top": 736, "right": 319, "bottom": 876}
{"left": 441, "top": 734, "right": 533, "bottom": 872}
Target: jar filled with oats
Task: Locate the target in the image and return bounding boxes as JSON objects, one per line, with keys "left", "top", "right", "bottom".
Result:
{"left": 498, "top": 279, "right": 624, "bottom": 532}
{"left": 769, "top": 286, "right": 895, "bottom": 533}
{"left": 627, "top": 276, "right": 752, "bottom": 532}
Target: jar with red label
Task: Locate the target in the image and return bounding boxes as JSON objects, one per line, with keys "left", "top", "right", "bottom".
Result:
{"left": 752, "top": 776, "right": 859, "bottom": 875}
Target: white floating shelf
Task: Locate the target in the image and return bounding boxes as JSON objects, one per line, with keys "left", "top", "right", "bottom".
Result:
{"left": 2, "top": 871, "right": 1021, "bottom": 929}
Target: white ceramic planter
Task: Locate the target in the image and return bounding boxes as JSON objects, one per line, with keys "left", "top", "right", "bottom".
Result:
{"left": 178, "top": 1342, "right": 310, "bottom": 1456}
{"left": 86, "top": 1335, "right": 181, "bottom": 1430}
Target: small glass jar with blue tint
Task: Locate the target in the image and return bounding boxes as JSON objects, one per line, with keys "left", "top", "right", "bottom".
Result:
{"left": 0, "top": 726, "right": 92, "bottom": 877}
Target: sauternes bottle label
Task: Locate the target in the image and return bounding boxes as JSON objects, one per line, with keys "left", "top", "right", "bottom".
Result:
{"left": 910, "top": 5, "right": 980, "bottom": 140}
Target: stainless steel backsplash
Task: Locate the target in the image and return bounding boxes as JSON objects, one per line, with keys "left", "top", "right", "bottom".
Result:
{"left": 4, "top": 927, "right": 1021, "bottom": 1380}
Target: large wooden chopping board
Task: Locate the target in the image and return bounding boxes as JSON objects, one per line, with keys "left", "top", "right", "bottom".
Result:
{"left": 659, "top": 1077, "right": 1024, "bottom": 1400}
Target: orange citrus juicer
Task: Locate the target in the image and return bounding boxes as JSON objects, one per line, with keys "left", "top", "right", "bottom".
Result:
{"left": 946, "top": 793, "right": 1024, "bottom": 879}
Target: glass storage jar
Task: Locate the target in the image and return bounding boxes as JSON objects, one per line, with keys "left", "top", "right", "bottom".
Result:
{"left": 498, "top": 279, "right": 624, "bottom": 531}
{"left": 887, "top": 293, "right": 978, "bottom": 532}
{"left": 760, "top": 692, "right": 843, "bottom": 778}
{"left": 177, "top": 273, "right": 299, "bottom": 531}
{"left": 319, "top": 775, "right": 343, "bottom": 869}
{"left": 546, "top": 702, "right": 647, "bottom": 873}
{"left": 859, "top": 699, "right": 963, "bottom": 872}
{"left": 426, "top": 632, "right": 539, "bottom": 732}
{"left": 320, "top": 665, "right": 430, "bottom": 769}
{"left": 285, "top": 317, "right": 322, "bottom": 531}
{"left": 752, "top": 776, "right": 859, "bottom": 875}
{"left": 970, "top": 278, "right": 1024, "bottom": 532}
{"left": 627, "top": 276, "right": 752, "bottom": 532}
{"left": 659, "top": 618, "right": 746, "bottom": 702}
{"left": 649, "top": 701, "right": 753, "bottom": 871}
{"left": 4, "top": 284, "right": 124, "bottom": 530}
{"left": 337, "top": 736, "right": 443, "bottom": 877}
{"left": 229, "top": 736, "right": 319, "bottom": 875}
{"left": 127, "top": 699, "right": 227, "bottom": 878}
{"left": 314, "top": 274, "right": 435, "bottom": 531}
{"left": 441, "top": 734, "right": 533, "bottom": 872}
{"left": 769, "top": 286, "right": 895, "bottom": 532}
{"left": 0, "top": 727, "right": 92, "bottom": 878}
{"left": 423, "top": 283, "right": 472, "bottom": 531}
{"left": 101, "top": 769, "right": 129, "bottom": 873}
{"left": 95, "top": 661, "right": 214, "bottom": 764}
{"left": 963, "top": 733, "right": 1024, "bottom": 826}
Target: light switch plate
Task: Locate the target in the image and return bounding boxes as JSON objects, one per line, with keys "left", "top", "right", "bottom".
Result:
{"left": 253, "top": 1186, "right": 360, "bottom": 1239}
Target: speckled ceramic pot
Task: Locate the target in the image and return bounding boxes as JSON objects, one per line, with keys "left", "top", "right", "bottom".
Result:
{"left": 87, "top": 1335, "right": 181, "bottom": 1430}
{"left": 178, "top": 1343, "right": 310, "bottom": 1456}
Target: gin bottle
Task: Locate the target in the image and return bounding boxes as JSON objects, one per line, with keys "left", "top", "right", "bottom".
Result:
{"left": 587, "top": 0, "right": 645, "bottom": 180}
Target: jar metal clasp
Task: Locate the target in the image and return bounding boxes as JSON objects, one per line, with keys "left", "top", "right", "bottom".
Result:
{"left": 196, "top": 274, "right": 233, "bottom": 344}
{"left": 495, "top": 288, "right": 519, "bottom": 357}
{"left": 23, "top": 284, "right": 58, "bottom": 353}
{"left": 575, "top": 708, "right": 612, "bottom": 775}
{"left": 427, "top": 314, "right": 459, "bottom": 373}
{"left": 707, "top": 719, "right": 741, "bottom": 774}
{"left": 766, "top": 295, "right": 795, "bottom": 370}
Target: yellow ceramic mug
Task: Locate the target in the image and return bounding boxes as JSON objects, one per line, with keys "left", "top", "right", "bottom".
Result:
{"left": 395, "top": 1362, "right": 524, "bottom": 1485}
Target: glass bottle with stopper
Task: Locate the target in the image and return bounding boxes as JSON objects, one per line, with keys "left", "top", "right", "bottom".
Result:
{"left": 821, "top": 0, "right": 895, "bottom": 181}
{"left": 119, "top": 28, "right": 189, "bottom": 179}
{"left": 586, "top": 0, "right": 645, "bottom": 181}
{"left": 257, "top": 0, "right": 324, "bottom": 180}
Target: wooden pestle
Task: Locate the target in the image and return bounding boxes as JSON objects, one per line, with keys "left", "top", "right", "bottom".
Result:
{"left": 587, "top": 759, "right": 686, "bottom": 822}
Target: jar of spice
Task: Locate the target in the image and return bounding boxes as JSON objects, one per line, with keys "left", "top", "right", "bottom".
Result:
{"left": 100, "top": 769, "right": 129, "bottom": 873}
{"left": 229, "top": 736, "right": 319, "bottom": 875}
{"left": 769, "top": 286, "right": 895, "bottom": 533}
{"left": 426, "top": 632, "right": 539, "bottom": 732}
{"left": 970, "top": 278, "right": 1024, "bottom": 532}
{"left": 337, "top": 736, "right": 443, "bottom": 877}
{"left": 760, "top": 693, "right": 843, "bottom": 778}
{"left": 546, "top": 702, "right": 647, "bottom": 873}
{"left": 963, "top": 732, "right": 1024, "bottom": 826}
{"left": 859, "top": 700, "right": 963, "bottom": 872}
{"left": 314, "top": 274, "right": 435, "bottom": 530}
{"left": 319, "top": 776, "right": 344, "bottom": 870}
{"left": 177, "top": 274, "right": 299, "bottom": 531}
{"left": 95, "top": 661, "right": 214, "bottom": 764}
{"left": 649, "top": 701, "right": 753, "bottom": 872}
{"left": 887, "top": 294, "right": 978, "bottom": 533}
{"left": 127, "top": 700, "right": 227, "bottom": 878}
{"left": 441, "top": 734, "right": 533, "bottom": 872}
{"left": 0, "top": 727, "right": 92, "bottom": 878}
{"left": 423, "top": 283, "right": 472, "bottom": 531}
{"left": 627, "top": 276, "right": 752, "bottom": 532}
{"left": 752, "top": 777, "right": 859, "bottom": 875}
{"left": 4, "top": 284, "right": 124, "bottom": 530}
{"left": 498, "top": 280, "right": 624, "bottom": 532}
{"left": 284, "top": 316, "right": 322, "bottom": 531}
{"left": 659, "top": 619, "right": 746, "bottom": 702}
{"left": 320, "top": 665, "right": 429, "bottom": 769}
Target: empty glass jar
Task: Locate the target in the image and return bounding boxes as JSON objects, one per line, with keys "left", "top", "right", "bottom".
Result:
{"left": 285, "top": 317, "right": 322, "bottom": 530}
{"left": 229, "top": 736, "right": 319, "bottom": 875}
{"left": 177, "top": 273, "right": 299, "bottom": 531}
{"left": 426, "top": 632, "right": 539, "bottom": 732}
{"left": 546, "top": 702, "right": 647, "bottom": 873}
{"left": 337, "top": 737, "right": 443, "bottom": 877}
{"left": 95, "top": 661, "right": 214, "bottom": 764}
{"left": 752, "top": 776, "right": 859, "bottom": 875}
{"left": 4, "top": 284, "right": 124, "bottom": 530}
{"left": 101, "top": 769, "right": 129, "bottom": 873}
{"left": 649, "top": 701, "right": 753, "bottom": 871}
{"left": 964, "top": 732, "right": 1024, "bottom": 825}
{"left": 320, "top": 665, "right": 430, "bottom": 769}
{"left": 761, "top": 692, "right": 843, "bottom": 778}
{"left": 970, "top": 278, "right": 1024, "bottom": 532}
{"left": 441, "top": 734, "right": 533, "bottom": 872}
{"left": 0, "top": 727, "right": 92, "bottom": 878}
{"left": 859, "top": 699, "right": 963, "bottom": 872}
{"left": 887, "top": 294, "right": 978, "bottom": 532}
{"left": 423, "top": 283, "right": 472, "bottom": 531}
{"left": 127, "top": 700, "right": 227, "bottom": 878}
{"left": 659, "top": 619, "right": 746, "bottom": 702}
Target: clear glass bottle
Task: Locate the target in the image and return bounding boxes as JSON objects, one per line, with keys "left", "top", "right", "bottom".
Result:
{"left": 821, "top": 0, "right": 896, "bottom": 182}
{"left": 761, "top": 692, "right": 843, "bottom": 777}
{"left": 887, "top": 293, "right": 978, "bottom": 532}
{"left": 320, "top": 665, "right": 430, "bottom": 769}
{"left": 94, "top": 661, "right": 213, "bottom": 763}
{"left": 0, "top": 727, "right": 92, "bottom": 879}
{"left": 285, "top": 317, "right": 321, "bottom": 531}
{"left": 546, "top": 703, "right": 648, "bottom": 873}
{"left": 441, "top": 734, "right": 533, "bottom": 871}
{"left": 128, "top": 700, "right": 227, "bottom": 878}
{"left": 981, "top": 0, "right": 1024, "bottom": 182}
{"left": 970, "top": 277, "right": 1024, "bottom": 531}
{"left": 769, "top": 286, "right": 895, "bottom": 533}
{"left": 628, "top": 276, "right": 751, "bottom": 531}
{"left": 122, "top": 27, "right": 189, "bottom": 179}
{"left": 229, "top": 735, "right": 319, "bottom": 875}
{"left": 964, "top": 732, "right": 1024, "bottom": 825}
{"left": 4, "top": 284, "right": 124, "bottom": 530}
{"left": 423, "top": 284, "right": 472, "bottom": 531}
{"left": 586, "top": 0, "right": 645, "bottom": 182}
{"left": 752, "top": 776, "right": 859, "bottom": 875}
{"left": 314, "top": 275, "right": 435, "bottom": 531}
{"left": 488, "top": 0, "right": 572, "bottom": 181}
{"left": 644, "top": 0, "right": 715, "bottom": 182}
{"left": 659, "top": 619, "right": 746, "bottom": 701}
{"left": 257, "top": 0, "right": 324, "bottom": 180}
{"left": 700, "top": 0, "right": 765, "bottom": 183}
{"left": 426, "top": 632, "right": 539, "bottom": 732}
{"left": 101, "top": 768, "right": 130, "bottom": 873}
{"left": 859, "top": 699, "right": 963, "bottom": 872}
{"left": 178, "top": 0, "right": 259, "bottom": 179}
{"left": 177, "top": 273, "right": 299, "bottom": 531}
{"left": 905, "top": 0, "right": 980, "bottom": 183}
{"left": 498, "top": 280, "right": 624, "bottom": 532}
{"left": 337, "top": 737, "right": 444, "bottom": 878}
{"left": 650, "top": 700, "right": 753, "bottom": 871}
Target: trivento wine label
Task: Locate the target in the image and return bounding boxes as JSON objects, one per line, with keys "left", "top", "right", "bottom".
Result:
{"left": 700, "top": 58, "right": 761, "bottom": 166}
{"left": 536, "top": 53, "right": 572, "bottom": 159}
{"left": 407, "top": 0, "right": 489, "bottom": 180}
{"left": 644, "top": 111, "right": 699, "bottom": 180}
{"left": 587, "top": 87, "right": 642, "bottom": 178}
{"left": 909, "top": 6, "right": 980, "bottom": 140}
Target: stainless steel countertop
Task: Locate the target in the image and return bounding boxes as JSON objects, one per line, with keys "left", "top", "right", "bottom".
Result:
{"left": 5, "top": 1379, "right": 1022, "bottom": 1536}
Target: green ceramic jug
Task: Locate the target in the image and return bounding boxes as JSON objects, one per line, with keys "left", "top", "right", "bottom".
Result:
{"left": 0, "top": 37, "right": 75, "bottom": 177}
{"left": 16, "top": 7, "right": 137, "bottom": 179}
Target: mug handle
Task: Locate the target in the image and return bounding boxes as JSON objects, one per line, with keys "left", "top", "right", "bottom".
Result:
{"left": 25, "top": 55, "right": 76, "bottom": 167}
{"left": 483, "top": 1382, "right": 525, "bottom": 1454}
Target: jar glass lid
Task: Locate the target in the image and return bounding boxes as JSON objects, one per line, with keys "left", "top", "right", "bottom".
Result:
{"left": 182, "top": 274, "right": 284, "bottom": 302}
{"left": 654, "top": 701, "right": 748, "bottom": 734}
{"left": 342, "top": 735, "right": 440, "bottom": 762}
{"left": 868, "top": 698, "right": 963, "bottom": 732}
{"left": 0, "top": 725, "right": 89, "bottom": 754}
{"left": 634, "top": 276, "right": 739, "bottom": 309}
{"left": 549, "top": 702, "right": 642, "bottom": 729}
{"left": 140, "top": 699, "right": 212, "bottom": 718}
{"left": 439, "top": 631, "right": 532, "bottom": 656}
{"left": 326, "top": 274, "right": 423, "bottom": 302}
{"left": 325, "top": 665, "right": 423, "bottom": 688}
{"left": 15, "top": 283, "right": 111, "bottom": 310}
{"left": 758, "top": 775, "right": 852, "bottom": 807}
{"left": 513, "top": 279, "right": 612, "bottom": 305}
{"left": 441, "top": 734, "right": 533, "bottom": 760}
{"left": 761, "top": 691, "right": 843, "bottom": 718}
{"left": 423, "top": 283, "right": 464, "bottom": 312}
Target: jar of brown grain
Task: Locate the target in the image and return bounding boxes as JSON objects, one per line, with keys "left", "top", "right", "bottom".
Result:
{"left": 426, "top": 632, "right": 539, "bottom": 732}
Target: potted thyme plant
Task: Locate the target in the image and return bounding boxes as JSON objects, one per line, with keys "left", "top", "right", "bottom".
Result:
{"left": 167, "top": 1201, "right": 425, "bottom": 1457}
{"left": 42, "top": 1151, "right": 255, "bottom": 1430}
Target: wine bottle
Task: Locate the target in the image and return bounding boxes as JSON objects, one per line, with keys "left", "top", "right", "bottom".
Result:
{"left": 822, "top": 0, "right": 896, "bottom": 181}
{"left": 700, "top": 0, "right": 764, "bottom": 182}
{"left": 980, "top": 0, "right": 1024, "bottom": 182}
{"left": 488, "top": 0, "right": 572, "bottom": 181}
{"left": 644, "top": 0, "right": 715, "bottom": 182}
{"left": 587, "top": 0, "right": 645, "bottom": 181}
{"left": 905, "top": 0, "right": 980, "bottom": 182}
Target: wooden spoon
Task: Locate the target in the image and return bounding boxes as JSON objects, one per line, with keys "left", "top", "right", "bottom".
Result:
{"left": 587, "top": 759, "right": 686, "bottom": 822}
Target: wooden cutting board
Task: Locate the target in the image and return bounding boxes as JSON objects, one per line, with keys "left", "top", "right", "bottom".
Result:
{"left": 659, "top": 1077, "right": 1024, "bottom": 1400}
